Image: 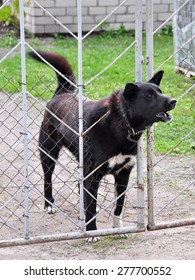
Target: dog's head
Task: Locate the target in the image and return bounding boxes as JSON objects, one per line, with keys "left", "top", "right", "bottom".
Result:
{"left": 123, "top": 71, "right": 176, "bottom": 127}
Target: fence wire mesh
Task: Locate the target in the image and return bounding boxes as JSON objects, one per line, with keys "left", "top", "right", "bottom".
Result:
{"left": 147, "top": 0, "right": 195, "bottom": 229}
{"left": 0, "top": 0, "right": 194, "bottom": 247}
{"left": 0, "top": 0, "right": 142, "bottom": 245}
{"left": 0, "top": 82, "right": 140, "bottom": 240}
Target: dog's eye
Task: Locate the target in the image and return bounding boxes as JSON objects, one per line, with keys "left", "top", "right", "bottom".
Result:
{"left": 147, "top": 91, "right": 154, "bottom": 98}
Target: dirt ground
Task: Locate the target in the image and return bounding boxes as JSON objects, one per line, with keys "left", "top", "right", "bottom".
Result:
{"left": 0, "top": 225, "right": 195, "bottom": 260}
{"left": 0, "top": 90, "right": 195, "bottom": 260}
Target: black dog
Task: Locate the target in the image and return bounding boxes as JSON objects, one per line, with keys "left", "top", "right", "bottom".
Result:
{"left": 29, "top": 51, "right": 176, "bottom": 241}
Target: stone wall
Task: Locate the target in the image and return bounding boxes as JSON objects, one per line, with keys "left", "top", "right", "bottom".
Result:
{"left": 25, "top": 0, "right": 173, "bottom": 34}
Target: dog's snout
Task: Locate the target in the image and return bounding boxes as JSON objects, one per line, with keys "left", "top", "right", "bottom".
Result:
{"left": 169, "top": 98, "right": 177, "bottom": 108}
{"left": 163, "top": 97, "right": 176, "bottom": 111}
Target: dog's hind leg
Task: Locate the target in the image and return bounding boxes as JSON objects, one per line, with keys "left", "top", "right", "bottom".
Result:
{"left": 113, "top": 168, "right": 132, "bottom": 238}
{"left": 39, "top": 129, "right": 62, "bottom": 214}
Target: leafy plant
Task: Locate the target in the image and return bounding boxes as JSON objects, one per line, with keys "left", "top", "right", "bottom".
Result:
{"left": 0, "top": 4, "right": 19, "bottom": 27}
{"left": 0, "top": 30, "right": 18, "bottom": 47}
{"left": 161, "top": 24, "right": 173, "bottom": 36}
{"left": 101, "top": 24, "right": 128, "bottom": 38}
{"left": 0, "top": 0, "right": 30, "bottom": 28}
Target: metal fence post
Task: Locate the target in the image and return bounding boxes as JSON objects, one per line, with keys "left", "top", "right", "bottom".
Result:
{"left": 135, "top": 0, "right": 144, "bottom": 230}
{"left": 19, "top": 0, "right": 29, "bottom": 239}
{"left": 146, "top": 0, "right": 155, "bottom": 229}
{"left": 77, "top": 0, "right": 85, "bottom": 232}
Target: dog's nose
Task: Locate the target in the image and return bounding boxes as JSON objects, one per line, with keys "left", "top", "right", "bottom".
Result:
{"left": 169, "top": 99, "right": 177, "bottom": 108}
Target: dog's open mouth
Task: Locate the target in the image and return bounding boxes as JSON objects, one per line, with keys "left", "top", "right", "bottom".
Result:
{"left": 156, "top": 111, "right": 173, "bottom": 122}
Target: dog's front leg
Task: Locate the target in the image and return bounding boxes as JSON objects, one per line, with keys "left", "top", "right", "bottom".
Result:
{"left": 113, "top": 168, "right": 132, "bottom": 239}
{"left": 83, "top": 178, "right": 100, "bottom": 242}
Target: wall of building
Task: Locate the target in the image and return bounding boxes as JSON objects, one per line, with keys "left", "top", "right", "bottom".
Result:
{"left": 25, "top": 0, "right": 173, "bottom": 34}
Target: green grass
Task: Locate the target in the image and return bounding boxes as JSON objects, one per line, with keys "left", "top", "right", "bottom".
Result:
{"left": 0, "top": 32, "right": 194, "bottom": 155}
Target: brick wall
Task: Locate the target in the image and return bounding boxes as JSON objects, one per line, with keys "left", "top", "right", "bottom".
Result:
{"left": 25, "top": 0, "right": 173, "bottom": 35}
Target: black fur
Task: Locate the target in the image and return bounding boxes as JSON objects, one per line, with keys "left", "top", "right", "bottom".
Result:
{"left": 28, "top": 51, "right": 176, "bottom": 233}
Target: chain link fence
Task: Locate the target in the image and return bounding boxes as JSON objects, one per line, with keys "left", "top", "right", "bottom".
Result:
{"left": 147, "top": 0, "right": 195, "bottom": 230}
{"left": 0, "top": 0, "right": 194, "bottom": 247}
{"left": 0, "top": 0, "right": 144, "bottom": 246}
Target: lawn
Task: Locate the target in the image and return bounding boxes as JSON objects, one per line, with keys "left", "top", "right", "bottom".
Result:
{"left": 0, "top": 31, "right": 194, "bottom": 155}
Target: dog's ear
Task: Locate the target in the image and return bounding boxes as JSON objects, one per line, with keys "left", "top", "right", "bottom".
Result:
{"left": 123, "top": 83, "right": 139, "bottom": 101}
{"left": 148, "top": 70, "right": 164, "bottom": 86}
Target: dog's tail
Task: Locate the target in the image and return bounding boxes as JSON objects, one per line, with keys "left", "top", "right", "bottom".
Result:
{"left": 28, "top": 50, "right": 76, "bottom": 94}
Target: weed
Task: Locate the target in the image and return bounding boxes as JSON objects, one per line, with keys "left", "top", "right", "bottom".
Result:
{"left": 92, "top": 236, "right": 130, "bottom": 254}
{"left": 161, "top": 24, "right": 173, "bottom": 36}
{"left": 0, "top": 5, "right": 19, "bottom": 28}
{"left": 0, "top": 30, "right": 19, "bottom": 47}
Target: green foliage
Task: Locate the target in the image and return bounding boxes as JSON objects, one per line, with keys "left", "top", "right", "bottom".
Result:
{"left": 100, "top": 24, "right": 130, "bottom": 38}
{"left": 0, "top": 0, "right": 20, "bottom": 27}
{"left": 0, "top": 5, "right": 18, "bottom": 27}
{"left": 0, "top": 0, "right": 31, "bottom": 28}
{"left": 161, "top": 24, "right": 173, "bottom": 36}
{"left": 0, "top": 30, "right": 19, "bottom": 47}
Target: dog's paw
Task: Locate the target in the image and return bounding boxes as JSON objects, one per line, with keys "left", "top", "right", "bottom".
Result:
{"left": 46, "top": 206, "right": 56, "bottom": 214}
{"left": 87, "top": 236, "right": 100, "bottom": 243}
{"left": 112, "top": 214, "right": 129, "bottom": 239}
{"left": 120, "top": 233, "right": 129, "bottom": 239}
{"left": 114, "top": 233, "right": 129, "bottom": 239}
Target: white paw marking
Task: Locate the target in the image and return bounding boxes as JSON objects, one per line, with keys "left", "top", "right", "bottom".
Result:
{"left": 46, "top": 206, "right": 56, "bottom": 214}
{"left": 114, "top": 233, "right": 129, "bottom": 239}
{"left": 113, "top": 215, "right": 129, "bottom": 239}
{"left": 113, "top": 214, "right": 123, "bottom": 228}
{"left": 87, "top": 236, "right": 100, "bottom": 243}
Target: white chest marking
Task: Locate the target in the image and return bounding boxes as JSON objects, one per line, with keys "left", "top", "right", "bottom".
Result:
{"left": 108, "top": 153, "right": 136, "bottom": 174}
